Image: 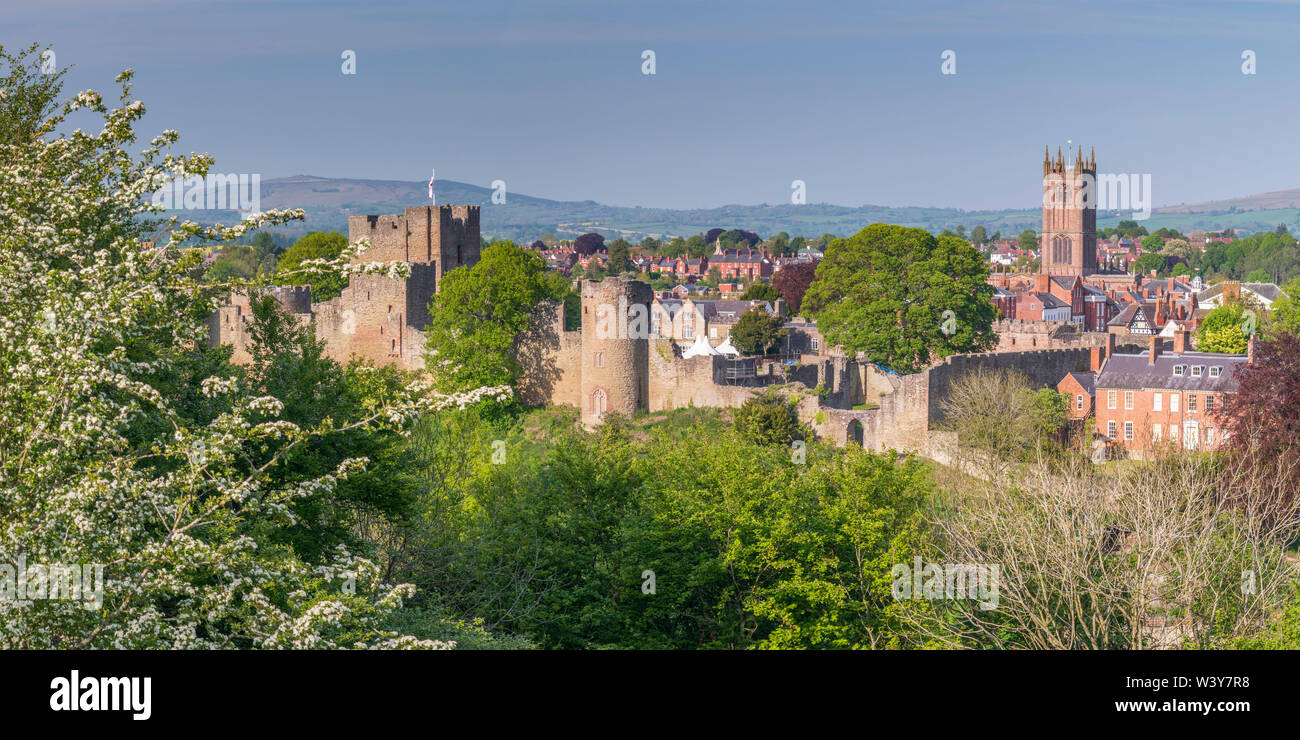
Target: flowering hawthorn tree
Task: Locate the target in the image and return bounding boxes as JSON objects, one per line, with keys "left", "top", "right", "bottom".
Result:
{"left": 0, "top": 60, "right": 509, "bottom": 648}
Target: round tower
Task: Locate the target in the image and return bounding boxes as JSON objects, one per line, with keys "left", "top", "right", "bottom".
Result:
{"left": 580, "top": 277, "right": 652, "bottom": 427}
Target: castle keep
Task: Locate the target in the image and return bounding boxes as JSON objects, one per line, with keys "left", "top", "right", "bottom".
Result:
{"left": 209, "top": 205, "right": 480, "bottom": 370}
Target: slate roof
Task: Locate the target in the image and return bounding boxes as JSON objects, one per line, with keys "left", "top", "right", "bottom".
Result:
{"left": 1066, "top": 371, "right": 1095, "bottom": 395}
{"left": 1035, "top": 292, "right": 1071, "bottom": 309}
{"left": 1095, "top": 351, "right": 1248, "bottom": 392}
{"left": 694, "top": 299, "right": 772, "bottom": 324}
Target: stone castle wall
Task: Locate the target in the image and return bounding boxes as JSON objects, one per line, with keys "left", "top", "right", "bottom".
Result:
{"left": 210, "top": 205, "right": 478, "bottom": 372}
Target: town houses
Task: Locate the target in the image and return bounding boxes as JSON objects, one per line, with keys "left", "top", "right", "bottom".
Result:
{"left": 1060, "top": 329, "right": 1253, "bottom": 459}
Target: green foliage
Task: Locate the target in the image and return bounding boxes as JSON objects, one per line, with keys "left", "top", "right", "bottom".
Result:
{"left": 1018, "top": 229, "right": 1037, "bottom": 251}
{"left": 1201, "top": 230, "right": 1300, "bottom": 283}
{"left": 1196, "top": 304, "right": 1252, "bottom": 354}
{"left": 1131, "top": 252, "right": 1166, "bottom": 277}
{"left": 276, "top": 230, "right": 349, "bottom": 301}
{"left": 424, "top": 241, "right": 565, "bottom": 394}
{"left": 607, "top": 237, "right": 632, "bottom": 273}
{"left": 206, "top": 241, "right": 279, "bottom": 282}
{"left": 0, "top": 43, "right": 67, "bottom": 152}
{"left": 1268, "top": 278, "right": 1300, "bottom": 337}
{"left": 730, "top": 306, "right": 786, "bottom": 354}
{"left": 382, "top": 407, "right": 932, "bottom": 649}
{"left": 241, "top": 295, "right": 417, "bottom": 564}
{"left": 739, "top": 282, "right": 781, "bottom": 302}
{"left": 802, "top": 224, "right": 996, "bottom": 372}
{"left": 732, "top": 391, "right": 804, "bottom": 446}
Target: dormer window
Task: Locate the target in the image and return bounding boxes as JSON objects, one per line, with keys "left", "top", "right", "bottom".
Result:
{"left": 1209, "top": 366, "right": 1222, "bottom": 378}
{"left": 1191, "top": 365, "right": 1203, "bottom": 377}
{"left": 1173, "top": 365, "right": 1185, "bottom": 377}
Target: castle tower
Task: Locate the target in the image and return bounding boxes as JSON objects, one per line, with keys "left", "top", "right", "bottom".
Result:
{"left": 1040, "top": 146, "right": 1097, "bottom": 277}
{"left": 580, "top": 277, "right": 652, "bottom": 427}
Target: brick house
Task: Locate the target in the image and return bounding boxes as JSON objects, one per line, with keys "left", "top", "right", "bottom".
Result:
{"left": 710, "top": 246, "right": 773, "bottom": 281}
{"left": 650, "top": 297, "right": 775, "bottom": 347}
{"left": 1084, "top": 329, "right": 1251, "bottom": 458}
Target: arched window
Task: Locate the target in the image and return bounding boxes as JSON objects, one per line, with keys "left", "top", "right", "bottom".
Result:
{"left": 591, "top": 388, "right": 607, "bottom": 417}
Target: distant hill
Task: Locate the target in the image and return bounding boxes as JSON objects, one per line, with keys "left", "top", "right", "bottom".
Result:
{"left": 173, "top": 175, "right": 1300, "bottom": 243}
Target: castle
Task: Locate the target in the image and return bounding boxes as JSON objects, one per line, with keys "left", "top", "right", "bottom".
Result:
{"left": 209, "top": 175, "right": 1100, "bottom": 459}
{"left": 209, "top": 204, "right": 480, "bottom": 370}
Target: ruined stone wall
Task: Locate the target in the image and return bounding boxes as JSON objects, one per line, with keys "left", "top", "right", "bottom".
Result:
{"left": 206, "top": 286, "right": 313, "bottom": 365}
{"left": 515, "top": 301, "right": 581, "bottom": 408}
{"left": 820, "top": 347, "right": 1094, "bottom": 457}
{"left": 645, "top": 340, "right": 754, "bottom": 412}
{"left": 313, "top": 268, "right": 431, "bottom": 371}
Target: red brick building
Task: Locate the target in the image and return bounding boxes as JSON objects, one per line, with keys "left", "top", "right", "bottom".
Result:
{"left": 1075, "top": 329, "right": 1252, "bottom": 458}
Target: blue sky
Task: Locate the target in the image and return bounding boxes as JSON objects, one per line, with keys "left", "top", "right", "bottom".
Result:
{"left": 5, "top": 0, "right": 1299, "bottom": 210}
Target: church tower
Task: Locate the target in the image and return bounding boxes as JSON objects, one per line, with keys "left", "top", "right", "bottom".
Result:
{"left": 1040, "top": 146, "right": 1097, "bottom": 277}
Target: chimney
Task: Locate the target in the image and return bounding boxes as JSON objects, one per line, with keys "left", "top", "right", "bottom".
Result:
{"left": 1173, "top": 327, "right": 1190, "bottom": 354}
{"left": 1035, "top": 273, "right": 1050, "bottom": 293}
{"left": 1166, "top": 277, "right": 1175, "bottom": 292}
{"left": 773, "top": 298, "right": 787, "bottom": 317}
{"left": 1248, "top": 334, "right": 1258, "bottom": 364}
{"left": 1090, "top": 346, "right": 1104, "bottom": 372}
{"left": 1148, "top": 336, "right": 1162, "bottom": 365}
{"left": 1106, "top": 332, "right": 1117, "bottom": 358}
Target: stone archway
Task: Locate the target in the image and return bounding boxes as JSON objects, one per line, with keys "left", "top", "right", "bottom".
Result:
{"left": 590, "top": 388, "right": 608, "bottom": 418}
{"left": 846, "top": 419, "right": 864, "bottom": 448}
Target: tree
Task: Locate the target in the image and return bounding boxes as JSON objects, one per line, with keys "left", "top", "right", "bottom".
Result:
{"left": 1132, "top": 252, "right": 1165, "bottom": 277}
{"left": 1268, "top": 278, "right": 1300, "bottom": 337}
{"left": 0, "top": 43, "right": 67, "bottom": 155}
{"left": 802, "top": 224, "right": 997, "bottom": 372}
{"left": 1141, "top": 234, "right": 1165, "bottom": 253}
{"left": 1160, "top": 237, "right": 1192, "bottom": 260}
{"left": 606, "top": 237, "right": 631, "bottom": 273}
{"left": 573, "top": 232, "right": 605, "bottom": 255}
{"left": 772, "top": 261, "right": 817, "bottom": 315}
{"left": 1018, "top": 230, "right": 1038, "bottom": 252}
{"left": 1223, "top": 332, "right": 1300, "bottom": 530}
{"left": 970, "top": 225, "right": 987, "bottom": 246}
{"left": 730, "top": 306, "right": 786, "bottom": 355}
{"left": 276, "top": 230, "right": 349, "bottom": 301}
{"left": 739, "top": 283, "right": 781, "bottom": 303}
{"left": 732, "top": 391, "right": 804, "bottom": 446}
{"left": 1196, "top": 304, "right": 1252, "bottom": 353}
{"left": 424, "top": 241, "right": 565, "bottom": 394}
{"left": 767, "top": 231, "right": 791, "bottom": 257}
{"left": 0, "top": 57, "right": 501, "bottom": 648}
{"left": 938, "top": 368, "right": 1059, "bottom": 480}
{"left": 1246, "top": 268, "right": 1271, "bottom": 282}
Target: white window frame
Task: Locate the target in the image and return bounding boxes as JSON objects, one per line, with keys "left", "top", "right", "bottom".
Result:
{"left": 1191, "top": 365, "right": 1203, "bottom": 377}
{"left": 1153, "top": 424, "right": 1162, "bottom": 440}
{"left": 1107, "top": 420, "right": 1117, "bottom": 439}
{"left": 1171, "top": 394, "right": 1180, "bottom": 412}
{"left": 1076, "top": 394, "right": 1084, "bottom": 411}
{"left": 1107, "top": 390, "right": 1117, "bottom": 410}
{"left": 1209, "top": 366, "right": 1221, "bottom": 378}
{"left": 1173, "top": 365, "right": 1185, "bottom": 377}
{"left": 1124, "top": 391, "right": 1134, "bottom": 410}
{"left": 1153, "top": 393, "right": 1162, "bottom": 412}
{"left": 1124, "top": 421, "right": 1134, "bottom": 441}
